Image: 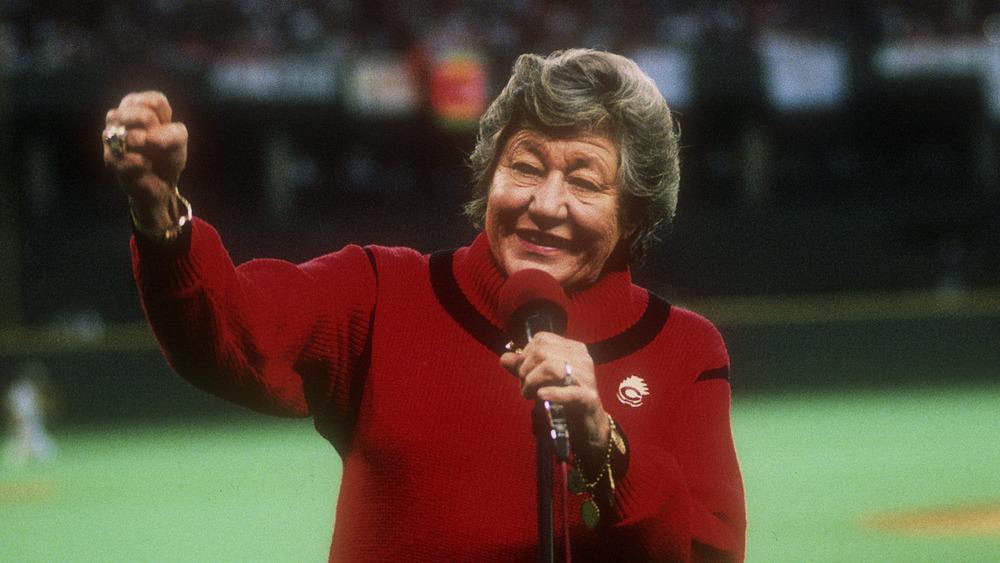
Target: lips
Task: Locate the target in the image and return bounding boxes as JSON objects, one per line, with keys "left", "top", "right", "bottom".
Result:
{"left": 516, "top": 229, "right": 569, "bottom": 252}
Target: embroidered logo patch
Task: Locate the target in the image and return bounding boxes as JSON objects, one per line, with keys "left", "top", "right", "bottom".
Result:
{"left": 617, "top": 376, "right": 649, "bottom": 407}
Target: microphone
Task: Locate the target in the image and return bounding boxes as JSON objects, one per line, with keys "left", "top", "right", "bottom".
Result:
{"left": 498, "top": 269, "right": 571, "bottom": 462}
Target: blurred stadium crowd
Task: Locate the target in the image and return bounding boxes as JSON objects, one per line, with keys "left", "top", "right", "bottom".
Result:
{"left": 0, "top": 1, "right": 996, "bottom": 72}
{"left": 3, "top": 1, "right": 1000, "bottom": 328}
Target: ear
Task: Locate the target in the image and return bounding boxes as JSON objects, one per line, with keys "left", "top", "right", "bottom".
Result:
{"left": 621, "top": 218, "right": 638, "bottom": 242}
{"left": 617, "top": 203, "right": 639, "bottom": 243}
{"left": 615, "top": 192, "right": 640, "bottom": 258}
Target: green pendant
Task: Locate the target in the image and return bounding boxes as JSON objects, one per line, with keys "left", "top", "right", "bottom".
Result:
{"left": 581, "top": 498, "right": 600, "bottom": 528}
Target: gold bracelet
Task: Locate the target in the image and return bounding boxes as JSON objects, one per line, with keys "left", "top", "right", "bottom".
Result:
{"left": 568, "top": 413, "right": 623, "bottom": 528}
{"left": 131, "top": 186, "right": 192, "bottom": 244}
{"left": 583, "top": 416, "right": 616, "bottom": 488}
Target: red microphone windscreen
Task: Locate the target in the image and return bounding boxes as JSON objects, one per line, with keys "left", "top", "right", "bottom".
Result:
{"left": 497, "top": 269, "right": 569, "bottom": 337}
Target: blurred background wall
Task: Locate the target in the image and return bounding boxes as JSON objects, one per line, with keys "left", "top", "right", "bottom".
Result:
{"left": 2, "top": 0, "right": 999, "bottom": 423}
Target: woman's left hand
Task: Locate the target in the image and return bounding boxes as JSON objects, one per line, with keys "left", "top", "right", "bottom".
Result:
{"left": 500, "top": 332, "right": 611, "bottom": 468}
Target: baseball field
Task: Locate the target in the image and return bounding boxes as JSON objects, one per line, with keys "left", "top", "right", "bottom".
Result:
{"left": 2, "top": 383, "right": 999, "bottom": 562}
{"left": 2, "top": 291, "right": 999, "bottom": 561}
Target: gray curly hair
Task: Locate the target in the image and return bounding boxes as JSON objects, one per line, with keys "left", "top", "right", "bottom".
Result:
{"left": 464, "top": 48, "right": 680, "bottom": 261}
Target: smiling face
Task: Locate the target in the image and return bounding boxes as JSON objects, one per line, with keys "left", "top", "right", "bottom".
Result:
{"left": 485, "top": 127, "right": 635, "bottom": 290}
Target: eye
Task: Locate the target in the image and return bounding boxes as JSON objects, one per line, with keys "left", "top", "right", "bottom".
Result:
{"left": 511, "top": 162, "right": 543, "bottom": 176}
{"left": 569, "top": 176, "right": 601, "bottom": 193}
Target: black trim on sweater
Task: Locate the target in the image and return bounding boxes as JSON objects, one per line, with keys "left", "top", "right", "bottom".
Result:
{"left": 429, "top": 249, "right": 671, "bottom": 365}
{"left": 429, "top": 248, "right": 513, "bottom": 355}
{"left": 586, "top": 295, "right": 672, "bottom": 366}
{"left": 696, "top": 366, "right": 730, "bottom": 383}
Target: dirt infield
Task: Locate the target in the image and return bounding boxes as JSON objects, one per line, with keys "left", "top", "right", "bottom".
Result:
{"left": 863, "top": 504, "right": 1000, "bottom": 536}
{"left": 0, "top": 479, "right": 58, "bottom": 503}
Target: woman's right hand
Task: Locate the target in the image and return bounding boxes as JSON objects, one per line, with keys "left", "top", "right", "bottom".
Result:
{"left": 103, "top": 91, "right": 189, "bottom": 239}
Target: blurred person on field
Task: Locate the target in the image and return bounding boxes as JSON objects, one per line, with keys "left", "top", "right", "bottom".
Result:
{"left": 3, "top": 362, "right": 57, "bottom": 468}
{"left": 102, "top": 49, "right": 745, "bottom": 561}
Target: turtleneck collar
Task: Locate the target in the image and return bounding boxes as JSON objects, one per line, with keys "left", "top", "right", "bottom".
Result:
{"left": 450, "top": 232, "right": 650, "bottom": 345}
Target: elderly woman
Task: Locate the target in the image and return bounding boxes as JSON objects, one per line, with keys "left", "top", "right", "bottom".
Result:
{"left": 104, "top": 49, "right": 745, "bottom": 562}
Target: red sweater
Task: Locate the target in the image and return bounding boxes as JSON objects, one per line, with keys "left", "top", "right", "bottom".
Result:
{"left": 132, "top": 219, "right": 745, "bottom": 562}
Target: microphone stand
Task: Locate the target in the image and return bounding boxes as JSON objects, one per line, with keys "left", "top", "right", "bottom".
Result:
{"left": 533, "top": 400, "right": 555, "bottom": 563}
{"left": 535, "top": 398, "right": 571, "bottom": 563}
{"left": 517, "top": 309, "right": 572, "bottom": 563}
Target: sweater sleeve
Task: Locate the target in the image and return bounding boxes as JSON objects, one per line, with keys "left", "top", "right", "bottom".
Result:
{"left": 601, "top": 317, "right": 746, "bottom": 562}
{"left": 131, "top": 218, "right": 377, "bottom": 419}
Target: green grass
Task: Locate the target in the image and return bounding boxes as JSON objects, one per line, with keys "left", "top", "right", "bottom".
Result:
{"left": 736, "top": 384, "right": 1000, "bottom": 562}
{"left": 3, "top": 385, "right": 1000, "bottom": 562}
{"left": 0, "top": 418, "right": 339, "bottom": 563}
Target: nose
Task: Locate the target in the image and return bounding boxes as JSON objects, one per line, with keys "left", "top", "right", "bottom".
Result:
{"left": 527, "top": 172, "right": 569, "bottom": 226}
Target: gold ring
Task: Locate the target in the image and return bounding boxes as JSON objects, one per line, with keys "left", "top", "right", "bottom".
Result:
{"left": 105, "top": 126, "right": 127, "bottom": 157}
